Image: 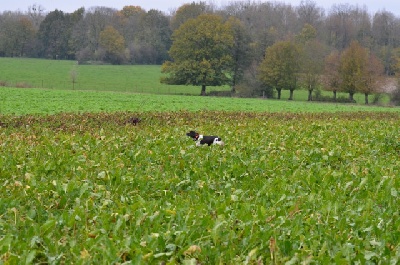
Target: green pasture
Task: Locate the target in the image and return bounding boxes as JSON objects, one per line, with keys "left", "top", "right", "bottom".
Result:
{"left": 0, "top": 87, "right": 399, "bottom": 115}
{"left": 0, "top": 57, "right": 227, "bottom": 95}
{"left": 0, "top": 57, "right": 393, "bottom": 104}
{"left": 0, "top": 112, "right": 399, "bottom": 263}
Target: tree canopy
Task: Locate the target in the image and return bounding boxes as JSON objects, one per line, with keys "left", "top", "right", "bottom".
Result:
{"left": 258, "top": 40, "right": 301, "bottom": 99}
{"left": 226, "top": 16, "right": 252, "bottom": 94}
{"left": 170, "top": 1, "right": 208, "bottom": 30}
{"left": 99, "top": 26, "right": 125, "bottom": 64}
{"left": 0, "top": 1, "right": 398, "bottom": 100}
{"left": 161, "top": 14, "right": 234, "bottom": 95}
{"left": 297, "top": 24, "right": 327, "bottom": 101}
{"left": 339, "top": 41, "right": 367, "bottom": 101}
{"left": 339, "top": 41, "right": 384, "bottom": 103}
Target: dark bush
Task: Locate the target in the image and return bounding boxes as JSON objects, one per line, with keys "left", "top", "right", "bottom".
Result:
{"left": 314, "top": 94, "right": 356, "bottom": 103}
{"left": 207, "top": 90, "right": 232, "bottom": 97}
{"left": 390, "top": 86, "right": 400, "bottom": 106}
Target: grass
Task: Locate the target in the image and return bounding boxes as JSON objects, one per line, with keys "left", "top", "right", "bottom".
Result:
{"left": 0, "top": 87, "right": 399, "bottom": 115}
{"left": 0, "top": 57, "right": 228, "bottom": 95}
{"left": 0, "top": 57, "right": 393, "bottom": 104}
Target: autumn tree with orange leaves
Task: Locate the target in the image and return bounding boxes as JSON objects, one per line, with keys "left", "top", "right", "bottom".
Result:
{"left": 339, "top": 41, "right": 384, "bottom": 103}
{"left": 324, "top": 50, "right": 341, "bottom": 100}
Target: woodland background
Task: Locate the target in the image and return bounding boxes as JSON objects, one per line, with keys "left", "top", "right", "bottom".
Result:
{"left": 1, "top": 0, "right": 400, "bottom": 100}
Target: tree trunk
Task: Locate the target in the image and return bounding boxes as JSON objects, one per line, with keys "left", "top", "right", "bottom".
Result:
{"left": 349, "top": 92, "right": 355, "bottom": 102}
{"left": 308, "top": 89, "right": 313, "bottom": 101}
{"left": 277, "top": 88, "right": 281, "bottom": 99}
{"left": 333, "top": 90, "right": 337, "bottom": 101}
{"left": 365, "top": 93, "right": 369, "bottom": 104}
{"left": 231, "top": 85, "right": 236, "bottom": 95}
{"left": 201, "top": 85, "right": 206, "bottom": 96}
{"left": 288, "top": 89, "right": 294, "bottom": 100}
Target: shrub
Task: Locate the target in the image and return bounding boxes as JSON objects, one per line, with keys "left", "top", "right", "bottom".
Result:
{"left": 76, "top": 47, "right": 93, "bottom": 64}
{"left": 314, "top": 94, "right": 356, "bottom": 103}
{"left": 372, "top": 93, "right": 385, "bottom": 105}
{"left": 207, "top": 90, "right": 232, "bottom": 97}
{"left": 15, "top": 82, "right": 32, "bottom": 88}
{"left": 390, "top": 86, "right": 400, "bottom": 106}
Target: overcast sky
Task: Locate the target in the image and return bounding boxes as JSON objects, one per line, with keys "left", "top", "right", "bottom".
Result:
{"left": 1, "top": 0, "right": 399, "bottom": 16}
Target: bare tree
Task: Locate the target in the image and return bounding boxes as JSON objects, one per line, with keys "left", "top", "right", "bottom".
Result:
{"left": 296, "top": 0, "right": 325, "bottom": 32}
{"left": 325, "top": 4, "right": 356, "bottom": 50}
{"left": 372, "top": 11, "right": 397, "bottom": 47}
{"left": 70, "top": 62, "right": 78, "bottom": 89}
{"left": 28, "top": 4, "right": 45, "bottom": 30}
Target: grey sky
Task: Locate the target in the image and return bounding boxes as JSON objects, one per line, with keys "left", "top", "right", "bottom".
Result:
{"left": 1, "top": 0, "right": 399, "bottom": 16}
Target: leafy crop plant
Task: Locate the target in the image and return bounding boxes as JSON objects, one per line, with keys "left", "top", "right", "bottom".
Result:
{"left": 0, "top": 111, "right": 399, "bottom": 263}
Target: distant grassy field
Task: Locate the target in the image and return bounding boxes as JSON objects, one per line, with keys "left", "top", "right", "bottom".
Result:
{"left": 0, "top": 58, "right": 228, "bottom": 95}
{"left": 0, "top": 57, "right": 392, "bottom": 104}
{"left": 0, "top": 87, "right": 399, "bottom": 115}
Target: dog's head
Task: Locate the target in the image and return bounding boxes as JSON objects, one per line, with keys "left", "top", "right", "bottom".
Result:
{"left": 186, "top": 130, "right": 199, "bottom": 140}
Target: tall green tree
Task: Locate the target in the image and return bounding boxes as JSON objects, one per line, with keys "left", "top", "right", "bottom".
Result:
{"left": 258, "top": 40, "right": 301, "bottom": 99}
{"left": 38, "top": 9, "right": 83, "bottom": 59}
{"left": 38, "top": 10, "right": 71, "bottom": 59}
{"left": 226, "top": 16, "right": 252, "bottom": 94}
{"left": 161, "top": 14, "right": 234, "bottom": 96}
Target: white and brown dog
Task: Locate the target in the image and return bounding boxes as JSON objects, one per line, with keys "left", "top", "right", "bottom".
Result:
{"left": 186, "top": 130, "right": 224, "bottom": 146}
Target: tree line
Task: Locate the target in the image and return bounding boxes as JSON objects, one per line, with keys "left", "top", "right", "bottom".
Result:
{"left": 1, "top": 1, "right": 400, "bottom": 102}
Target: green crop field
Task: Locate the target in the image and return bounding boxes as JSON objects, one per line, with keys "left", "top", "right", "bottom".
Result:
{"left": 0, "top": 111, "right": 399, "bottom": 264}
{"left": 0, "top": 87, "right": 399, "bottom": 115}
{"left": 0, "top": 58, "right": 400, "bottom": 263}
